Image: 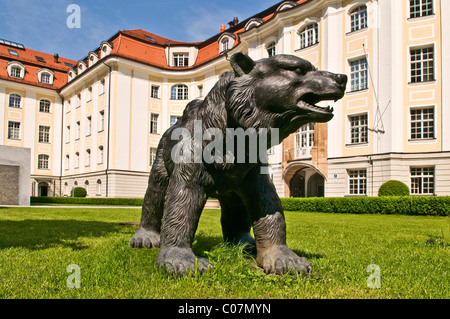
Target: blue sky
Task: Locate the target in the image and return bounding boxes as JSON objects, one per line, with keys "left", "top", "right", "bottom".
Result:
{"left": 0, "top": 0, "right": 279, "bottom": 61}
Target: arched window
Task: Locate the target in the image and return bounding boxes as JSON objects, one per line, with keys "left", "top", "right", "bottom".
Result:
{"left": 350, "top": 5, "right": 367, "bottom": 32}
{"left": 85, "top": 149, "right": 91, "bottom": 167}
{"left": 39, "top": 99, "right": 51, "bottom": 113}
{"left": 96, "top": 179, "right": 102, "bottom": 196}
{"left": 221, "top": 38, "right": 229, "bottom": 53}
{"left": 267, "top": 41, "right": 276, "bottom": 57}
{"left": 98, "top": 145, "right": 104, "bottom": 164}
{"left": 9, "top": 93, "right": 21, "bottom": 108}
{"left": 171, "top": 84, "right": 189, "bottom": 100}
{"left": 299, "top": 23, "right": 319, "bottom": 49}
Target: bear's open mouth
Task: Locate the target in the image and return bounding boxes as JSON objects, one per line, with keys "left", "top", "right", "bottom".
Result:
{"left": 297, "top": 92, "right": 342, "bottom": 115}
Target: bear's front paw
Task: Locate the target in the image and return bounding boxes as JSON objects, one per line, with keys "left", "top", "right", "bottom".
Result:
{"left": 156, "top": 247, "right": 213, "bottom": 276}
{"left": 257, "top": 245, "right": 312, "bottom": 275}
{"left": 129, "top": 228, "right": 160, "bottom": 248}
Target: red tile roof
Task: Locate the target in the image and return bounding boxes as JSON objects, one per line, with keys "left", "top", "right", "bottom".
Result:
{"left": 1, "top": 0, "right": 312, "bottom": 89}
{"left": 0, "top": 43, "right": 76, "bottom": 89}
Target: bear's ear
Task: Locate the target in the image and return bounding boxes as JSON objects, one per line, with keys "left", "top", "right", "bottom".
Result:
{"left": 230, "top": 52, "right": 255, "bottom": 76}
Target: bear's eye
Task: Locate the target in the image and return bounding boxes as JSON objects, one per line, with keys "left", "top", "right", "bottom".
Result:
{"left": 294, "top": 68, "right": 306, "bottom": 76}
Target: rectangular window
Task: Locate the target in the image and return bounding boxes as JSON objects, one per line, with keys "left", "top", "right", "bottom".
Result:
{"left": 40, "top": 73, "right": 50, "bottom": 84}
{"left": 170, "top": 115, "right": 181, "bottom": 127}
{"left": 411, "top": 107, "right": 434, "bottom": 140}
{"left": 85, "top": 150, "right": 91, "bottom": 167}
{"left": 100, "top": 78, "right": 105, "bottom": 95}
{"left": 350, "top": 6, "right": 368, "bottom": 32}
{"left": 86, "top": 116, "right": 92, "bottom": 136}
{"left": 99, "top": 110, "right": 105, "bottom": 132}
{"left": 10, "top": 66, "right": 21, "bottom": 78}
{"left": 66, "top": 99, "right": 71, "bottom": 113}
{"left": 87, "top": 86, "right": 92, "bottom": 101}
{"left": 173, "top": 53, "right": 189, "bottom": 67}
{"left": 150, "top": 113, "right": 159, "bottom": 134}
{"left": 197, "top": 85, "right": 204, "bottom": 98}
{"left": 151, "top": 85, "right": 160, "bottom": 99}
{"left": 411, "top": 167, "right": 435, "bottom": 195}
{"left": 38, "top": 126, "right": 50, "bottom": 143}
{"left": 411, "top": 47, "right": 434, "bottom": 83}
{"left": 9, "top": 94, "right": 21, "bottom": 108}
{"left": 39, "top": 100, "right": 51, "bottom": 113}
{"left": 77, "top": 93, "right": 81, "bottom": 108}
{"left": 37, "top": 154, "right": 49, "bottom": 170}
{"left": 7, "top": 121, "right": 20, "bottom": 140}
{"left": 349, "top": 114, "right": 368, "bottom": 144}
{"left": 149, "top": 147, "right": 157, "bottom": 166}
{"left": 348, "top": 169, "right": 367, "bottom": 195}
{"left": 76, "top": 121, "right": 80, "bottom": 140}
{"left": 65, "top": 155, "right": 70, "bottom": 170}
{"left": 98, "top": 146, "right": 104, "bottom": 164}
{"left": 350, "top": 58, "right": 368, "bottom": 91}
{"left": 410, "top": 0, "right": 433, "bottom": 18}
{"left": 75, "top": 152, "right": 80, "bottom": 169}
{"left": 66, "top": 126, "right": 70, "bottom": 143}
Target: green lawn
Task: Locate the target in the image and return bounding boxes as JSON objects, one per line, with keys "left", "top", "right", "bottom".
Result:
{"left": 0, "top": 207, "right": 448, "bottom": 299}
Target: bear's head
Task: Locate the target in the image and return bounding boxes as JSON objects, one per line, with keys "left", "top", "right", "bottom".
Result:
{"left": 227, "top": 52, "right": 347, "bottom": 139}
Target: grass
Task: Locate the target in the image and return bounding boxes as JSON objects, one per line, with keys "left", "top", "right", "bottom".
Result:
{"left": 0, "top": 207, "right": 448, "bottom": 299}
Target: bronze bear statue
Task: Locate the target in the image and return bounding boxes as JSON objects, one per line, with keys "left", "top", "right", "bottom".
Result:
{"left": 130, "top": 52, "right": 347, "bottom": 276}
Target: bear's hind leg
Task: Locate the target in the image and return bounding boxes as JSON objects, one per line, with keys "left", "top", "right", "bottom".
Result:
{"left": 219, "top": 193, "right": 256, "bottom": 254}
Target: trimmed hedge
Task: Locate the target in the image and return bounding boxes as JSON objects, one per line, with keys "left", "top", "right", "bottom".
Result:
{"left": 31, "top": 196, "right": 450, "bottom": 216}
{"left": 31, "top": 197, "right": 143, "bottom": 206}
{"left": 378, "top": 180, "right": 410, "bottom": 197}
{"left": 281, "top": 196, "right": 450, "bottom": 216}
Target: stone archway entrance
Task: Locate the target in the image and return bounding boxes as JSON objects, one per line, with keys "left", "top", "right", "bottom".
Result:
{"left": 283, "top": 162, "right": 326, "bottom": 198}
{"left": 307, "top": 173, "right": 325, "bottom": 198}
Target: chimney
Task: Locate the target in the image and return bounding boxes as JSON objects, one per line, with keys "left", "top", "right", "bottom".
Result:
{"left": 54, "top": 53, "right": 59, "bottom": 63}
{"left": 220, "top": 25, "right": 226, "bottom": 33}
{"left": 228, "top": 17, "right": 239, "bottom": 28}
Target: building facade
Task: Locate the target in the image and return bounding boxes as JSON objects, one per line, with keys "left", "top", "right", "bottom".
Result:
{"left": 1, "top": 0, "right": 449, "bottom": 198}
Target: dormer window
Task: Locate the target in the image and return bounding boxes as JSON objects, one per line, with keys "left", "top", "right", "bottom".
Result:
{"left": 276, "top": 1, "right": 297, "bottom": 12}
{"left": 37, "top": 69, "right": 54, "bottom": 85}
{"left": 100, "top": 41, "right": 113, "bottom": 59}
{"left": 173, "top": 53, "right": 189, "bottom": 67}
{"left": 218, "top": 32, "right": 236, "bottom": 54}
{"left": 7, "top": 61, "right": 25, "bottom": 79}
{"left": 78, "top": 61, "right": 87, "bottom": 74}
{"left": 88, "top": 52, "right": 99, "bottom": 66}
{"left": 245, "top": 18, "right": 264, "bottom": 31}
{"left": 68, "top": 69, "right": 76, "bottom": 82}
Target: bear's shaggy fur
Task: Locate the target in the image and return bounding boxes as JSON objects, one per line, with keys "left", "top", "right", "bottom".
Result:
{"left": 130, "top": 53, "right": 347, "bottom": 276}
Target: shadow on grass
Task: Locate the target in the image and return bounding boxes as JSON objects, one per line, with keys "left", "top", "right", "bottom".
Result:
{"left": 0, "top": 219, "right": 123, "bottom": 251}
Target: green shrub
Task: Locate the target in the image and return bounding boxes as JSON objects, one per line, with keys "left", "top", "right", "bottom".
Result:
{"left": 378, "top": 180, "right": 410, "bottom": 197}
{"left": 280, "top": 196, "right": 450, "bottom": 216}
{"left": 30, "top": 197, "right": 143, "bottom": 206}
{"left": 72, "top": 187, "right": 87, "bottom": 198}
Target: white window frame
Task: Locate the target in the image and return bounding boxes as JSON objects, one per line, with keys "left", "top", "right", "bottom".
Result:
{"left": 298, "top": 22, "right": 319, "bottom": 50}
{"left": 66, "top": 126, "right": 71, "bottom": 143}
{"left": 350, "top": 57, "right": 368, "bottom": 92}
{"left": 150, "top": 113, "right": 159, "bottom": 134}
{"left": 38, "top": 125, "right": 50, "bottom": 143}
{"left": 85, "top": 149, "right": 91, "bottom": 167}
{"left": 409, "top": 0, "right": 434, "bottom": 18}
{"left": 294, "top": 123, "right": 315, "bottom": 159}
{"left": 37, "top": 154, "right": 50, "bottom": 170}
{"left": 349, "top": 4, "right": 368, "bottom": 33}
{"left": 65, "top": 155, "right": 70, "bottom": 170}
{"left": 173, "top": 53, "right": 189, "bottom": 67}
{"left": 39, "top": 99, "right": 51, "bottom": 113}
{"left": 410, "top": 166, "right": 435, "bottom": 195}
{"left": 98, "top": 110, "right": 105, "bottom": 132}
{"left": 348, "top": 169, "right": 367, "bottom": 196}
{"left": 7, "top": 121, "right": 21, "bottom": 140}
{"left": 7, "top": 61, "right": 25, "bottom": 79}
{"left": 151, "top": 85, "right": 160, "bottom": 99}
{"left": 149, "top": 147, "right": 157, "bottom": 166}
{"left": 75, "top": 121, "right": 81, "bottom": 140}
{"left": 74, "top": 152, "right": 80, "bottom": 169}
{"left": 98, "top": 146, "right": 104, "bottom": 165}
{"left": 86, "top": 116, "right": 92, "bottom": 136}
{"left": 8, "top": 93, "right": 21, "bottom": 108}
{"left": 349, "top": 113, "right": 369, "bottom": 145}
{"left": 170, "top": 84, "right": 189, "bottom": 100}
{"left": 170, "top": 115, "right": 181, "bottom": 127}
{"left": 410, "top": 106, "right": 435, "bottom": 140}
{"left": 410, "top": 46, "right": 435, "bottom": 83}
